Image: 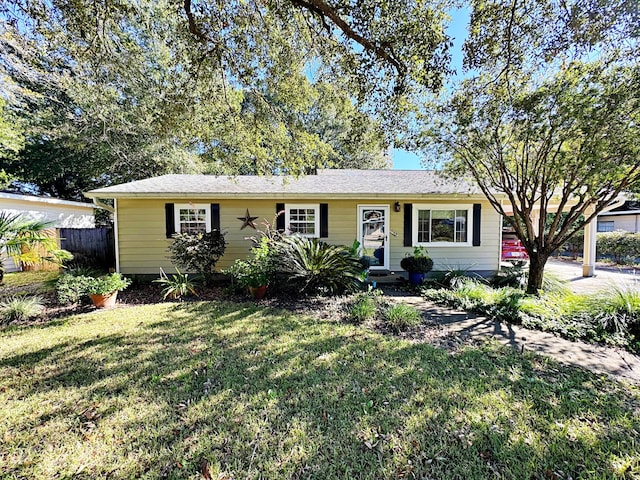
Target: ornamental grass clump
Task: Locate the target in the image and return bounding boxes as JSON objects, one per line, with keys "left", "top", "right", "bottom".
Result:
{"left": 383, "top": 303, "right": 422, "bottom": 332}
{"left": 0, "top": 295, "right": 45, "bottom": 323}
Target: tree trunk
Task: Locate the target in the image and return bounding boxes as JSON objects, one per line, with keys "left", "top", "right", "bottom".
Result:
{"left": 526, "top": 252, "right": 550, "bottom": 295}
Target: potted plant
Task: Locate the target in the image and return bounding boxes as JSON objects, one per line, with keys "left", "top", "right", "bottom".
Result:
{"left": 400, "top": 246, "right": 434, "bottom": 286}
{"left": 88, "top": 273, "right": 132, "bottom": 308}
{"left": 224, "top": 237, "right": 273, "bottom": 300}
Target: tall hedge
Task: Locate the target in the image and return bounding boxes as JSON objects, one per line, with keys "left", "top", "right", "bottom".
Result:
{"left": 597, "top": 231, "right": 640, "bottom": 264}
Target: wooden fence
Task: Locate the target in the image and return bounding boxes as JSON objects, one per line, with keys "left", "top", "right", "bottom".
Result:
{"left": 59, "top": 227, "right": 115, "bottom": 269}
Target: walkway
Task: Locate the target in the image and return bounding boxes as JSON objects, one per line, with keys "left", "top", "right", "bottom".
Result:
{"left": 385, "top": 290, "right": 640, "bottom": 385}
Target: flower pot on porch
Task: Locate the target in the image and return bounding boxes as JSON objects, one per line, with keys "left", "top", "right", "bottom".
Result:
{"left": 408, "top": 272, "right": 426, "bottom": 286}
{"left": 248, "top": 285, "right": 268, "bottom": 300}
{"left": 90, "top": 291, "right": 118, "bottom": 309}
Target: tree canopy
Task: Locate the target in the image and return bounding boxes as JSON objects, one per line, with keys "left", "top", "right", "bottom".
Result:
{"left": 424, "top": 0, "right": 640, "bottom": 294}
{"left": 0, "top": 0, "right": 453, "bottom": 197}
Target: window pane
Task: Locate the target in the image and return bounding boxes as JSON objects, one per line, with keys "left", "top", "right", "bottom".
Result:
{"left": 179, "top": 208, "right": 206, "bottom": 234}
{"left": 455, "top": 210, "right": 468, "bottom": 242}
{"left": 289, "top": 207, "right": 316, "bottom": 235}
{"left": 417, "top": 210, "right": 430, "bottom": 242}
{"left": 597, "top": 221, "right": 614, "bottom": 232}
{"left": 431, "top": 210, "right": 454, "bottom": 242}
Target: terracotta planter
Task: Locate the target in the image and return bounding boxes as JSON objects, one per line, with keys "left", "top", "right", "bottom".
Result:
{"left": 90, "top": 291, "right": 118, "bottom": 309}
{"left": 248, "top": 285, "right": 268, "bottom": 300}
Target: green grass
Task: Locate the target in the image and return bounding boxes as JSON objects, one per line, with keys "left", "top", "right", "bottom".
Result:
{"left": 1, "top": 271, "right": 59, "bottom": 295}
{"left": 1, "top": 302, "right": 639, "bottom": 479}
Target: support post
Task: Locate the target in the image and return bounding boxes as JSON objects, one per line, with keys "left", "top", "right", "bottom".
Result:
{"left": 583, "top": 213, "right": 597, "bottom": 277}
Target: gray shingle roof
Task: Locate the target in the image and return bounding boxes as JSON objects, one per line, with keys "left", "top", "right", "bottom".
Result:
{"left": 85, "top": 169, "right": 483, "bottom": 198}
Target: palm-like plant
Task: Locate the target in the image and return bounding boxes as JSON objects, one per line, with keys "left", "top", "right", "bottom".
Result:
{"left": 0, "top": 212, "right": 72, "bottom": 282}
{"left": 277, "top": 237, "right": 364, "bottom": 296}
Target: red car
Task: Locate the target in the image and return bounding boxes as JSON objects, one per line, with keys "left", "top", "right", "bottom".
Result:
{"left": 501, "top": 233, "right": 529, "bottom": 262}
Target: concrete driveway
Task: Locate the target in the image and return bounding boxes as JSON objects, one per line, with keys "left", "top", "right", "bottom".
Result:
{"left": 545, "top": 258, "right": 640, "bottom": 294}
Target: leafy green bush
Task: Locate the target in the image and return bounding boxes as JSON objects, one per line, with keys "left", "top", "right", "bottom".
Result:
{"left": 56, "top": 273, "right": 95, "bottom": 305}
{"left": 276, "top": 237, "right": 363, "bottom": 296}
{"left": 383, "top": 303, "right": 422, "bottom": 332}
{"left": 88, "top": 273, "right": 131, "bottom": 295}
{"left": 168, "top": 231, "right": 227, "bottom": 285}
{"left": 597, "top": 231, "right": 640, "bottom": 264}
{"left": 0, "top": 295, "right": 45, "bottom": 323}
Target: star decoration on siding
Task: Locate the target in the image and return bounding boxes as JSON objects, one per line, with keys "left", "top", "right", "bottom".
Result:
{"left": 237, "top": 209, "right": 258, "bottom": 230}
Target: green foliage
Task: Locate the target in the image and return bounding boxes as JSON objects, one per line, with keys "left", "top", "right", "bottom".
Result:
{"left": 423, "top": 277, "right": 640, "bottom": 351}
{"left": 168, "top": 231, "right": 227, "bottom": 286}
{"left": 433, "top": 6, "right": 640, "bottom": 295}
{"left": 88, "top": 273, "right": 132, "bottom": 296}
{"left": 400, "top": 248, "right": 434, "bottom": 274}
{"left": 592, "top": 284, "right": 640, "bottom": 339}
{"left": 562, "top": 230, "right": 584, "bottom": 258}
{"left": 0, "top": 295, "right": 44, "bottom": 323}
{"left": 0, "top": 212, "right": 72, "bottom": 276}
{"left": 597, "top": 231, "right": 640, "bottom": 264}
{"left": 55, "top": 273, "right": 94, "bottom": 305}
{"left": 276, "top": 237, "right": 364, "bottom": 296}
{"left": 224, "top": 237, "right": 274, "bottom": 289}
{"left": 383, "top": 303, "right": 422, "bottom": 332}
{"left": 346, "top": 292, "right": 379, "bottom": 324}
{"left": 153, "top": 268, "right": 198, "bottom": 300}
{"left": 491, "top": 261, "right": 527, "bottom": 288}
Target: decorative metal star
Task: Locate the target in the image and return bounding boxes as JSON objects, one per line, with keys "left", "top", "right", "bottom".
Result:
{"left": 237, "top": 209, "right": 258, "bottom": 230}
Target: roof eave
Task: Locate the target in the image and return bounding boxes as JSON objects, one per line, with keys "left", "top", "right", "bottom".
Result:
{"left": 85, "top": 191, "right": 497, "bottom": 200}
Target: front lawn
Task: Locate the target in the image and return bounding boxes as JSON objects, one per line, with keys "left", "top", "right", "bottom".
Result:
{"left": 1, "top": 302, "right": 639, "bottom": 479}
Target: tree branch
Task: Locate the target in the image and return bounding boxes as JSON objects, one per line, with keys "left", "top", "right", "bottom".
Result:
{"left": 289, "top": 0, "right": 407, "bottom": 77}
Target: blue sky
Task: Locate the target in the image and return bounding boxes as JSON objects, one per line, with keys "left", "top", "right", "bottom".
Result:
{"left": 392, "top": 7, "right": 469, "bottom": 170}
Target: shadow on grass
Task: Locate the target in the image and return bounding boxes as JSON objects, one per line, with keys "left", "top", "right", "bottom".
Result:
{"left": 1, "top": 301, "right": 639, "bottom": 479}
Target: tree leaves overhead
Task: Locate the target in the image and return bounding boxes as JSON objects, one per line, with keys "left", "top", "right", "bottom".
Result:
{"left": 2, "top": 0, "right": 450, "bottom": 196}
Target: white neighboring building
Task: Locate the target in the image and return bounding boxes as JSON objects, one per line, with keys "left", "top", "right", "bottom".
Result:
{"left": 1, "top": 192, "right": 96, "bottom": 272}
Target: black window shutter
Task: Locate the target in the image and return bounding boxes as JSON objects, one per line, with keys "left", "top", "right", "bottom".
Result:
{"left": 403, "top": 203, "right": 413, "bottom": 247}
{"left": 210, "top": 203, "right": 220, "bottom": 231}
{"left": 319, "top": 203, "right": 328, "bottom": 238}
{"left": 472, "top": 203, "right": 481, "bottom": 246}
{"left": 165, "top": 203, "right": 175, "bottom": 238}
{"left": 276, "top": 203, "right": 285, "bottom": 232}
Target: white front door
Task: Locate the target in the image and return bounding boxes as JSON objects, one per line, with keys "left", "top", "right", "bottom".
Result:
{"left": 358, "top": 205, "right": 389, "bottom": 270}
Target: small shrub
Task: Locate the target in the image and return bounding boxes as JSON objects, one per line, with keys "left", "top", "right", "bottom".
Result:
{"left": 383, "top": 303, "right": 421, "bottom": 332}
{"left": 56, "top": 273, "right": 94, "bottom": 305}
{"left": 154, "top": 268, "right": 198, "bottom": 300}
{"left": 168, "top": 231, "right": 227, "bottom": 285}
{"left": 0, "top": 295, "right": 45, "bottom": 323}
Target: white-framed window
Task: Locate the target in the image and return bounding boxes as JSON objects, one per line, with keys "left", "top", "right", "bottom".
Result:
{"left": 175, "top": 203, "right": 211, "bottom": 234}
{"left": 597, "top": 220, "right": 615, "bottom": 232}
{"left": 285, "top": 203, "right": 320, "bottom": 238}
{"left": 413, "top": 204, "right": 472, "bottom": 246}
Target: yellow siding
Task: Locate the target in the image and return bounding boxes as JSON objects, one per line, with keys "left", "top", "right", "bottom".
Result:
{"left": 116, "top": 198, "right": 501, "bottom": 275}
